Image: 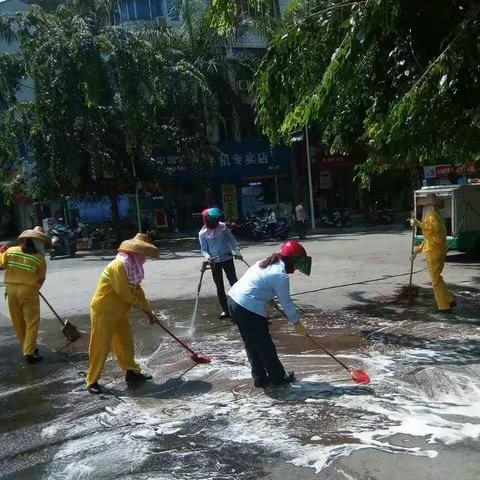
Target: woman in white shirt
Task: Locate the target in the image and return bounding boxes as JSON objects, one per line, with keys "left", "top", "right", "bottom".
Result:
{"left": 227, "top": 241, "right": 311, "bottom": 387}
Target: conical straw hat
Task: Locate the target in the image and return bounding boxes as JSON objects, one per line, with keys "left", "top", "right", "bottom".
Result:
{"left": 118, "top": 233, "right": 158, "bottom": 258}
{"left": 18, "top": 226, "right": 52, "bottom": 248}
{"left": 418, "top": 193, "right": 443, "bottom": 208}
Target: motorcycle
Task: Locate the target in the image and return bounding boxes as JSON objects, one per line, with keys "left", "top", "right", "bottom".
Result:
{"left": 228, "top": 216, "right": 289, "bottom": 241}
{"left": 254, "top": 218, "right": 290, "bottom": 241}
{"left": 368, "top": 203, "right": 393, "bottom": 225}
{"left": 320, "top": 207, "right": 352, "bottom": 228}
{"left": 342, "top": 208, "right": 352, "bottom": 227}
{"left": 50, "top": 224, "right": 83, "bottom": 259}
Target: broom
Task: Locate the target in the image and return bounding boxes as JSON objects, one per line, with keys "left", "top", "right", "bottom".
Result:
{"left": 144, "top": 310, "right": 211, "bottom": 364}
{"left": 39, "top": 292, "right": 82, "bottom": 343}
{"left": 395, "top": 215, "right": 420, "bottom": 303}
{"left": 272, "top": 301, "right": 371, "bottom": 385}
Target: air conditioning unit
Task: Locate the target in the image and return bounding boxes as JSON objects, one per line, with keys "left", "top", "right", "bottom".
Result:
{"left": 237, "top": 80, "right": 250, "bottom": 93}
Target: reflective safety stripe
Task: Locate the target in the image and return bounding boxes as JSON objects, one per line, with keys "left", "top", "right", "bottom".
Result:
{"left": 7, "top": 252, "right": 42, "bottom": 266}
{"left": 7, "top": 261, "right": 37, "bottom": 273}
{"left": 102, "top": 270, "right": 110, "bottom": 281}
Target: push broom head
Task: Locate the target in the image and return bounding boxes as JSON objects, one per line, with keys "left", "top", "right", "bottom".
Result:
{"left": 61, "top": 320, "right": 82, "bottom": 343}
{"left": 348, "top": 368, "right": 371, "bottom": 384}
{"left": 189, "top": 352, "right": 212, "bottom": 364}
{"left": 393, "top": 284, "right": 420, "bottom": 304}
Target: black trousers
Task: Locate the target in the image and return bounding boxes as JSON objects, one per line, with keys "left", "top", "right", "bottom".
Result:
{"left": 228, "top": 297, "right": 286, "bottom": 382}
{"left": 296, "top": 220, "right": 307, "bottom": 239}
{"left": 212, "top": 258, "right": 238, "bottom": 312}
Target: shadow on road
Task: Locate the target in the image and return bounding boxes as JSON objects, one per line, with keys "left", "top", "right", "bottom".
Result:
{"left": 264, "top": 381, "right": 374, "bottom": 402}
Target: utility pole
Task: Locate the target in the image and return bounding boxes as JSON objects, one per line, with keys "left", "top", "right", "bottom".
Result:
{"left": 305, "top": 126, "right": 315, "bottom": 229}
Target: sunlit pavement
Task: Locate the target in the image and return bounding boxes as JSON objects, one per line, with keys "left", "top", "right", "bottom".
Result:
{"left": 1, "top": 229, "right": 480, "bottom": 479}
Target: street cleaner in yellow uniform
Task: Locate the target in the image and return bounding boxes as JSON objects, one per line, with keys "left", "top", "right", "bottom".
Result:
{"left": 86, "top": 233, "right": 158, "bottom": 394}
{"left": 0, "top": 227, "right": 50, "bottom": 363}
{"left": 411, "top": 193, "right": 455, "bottom": 312}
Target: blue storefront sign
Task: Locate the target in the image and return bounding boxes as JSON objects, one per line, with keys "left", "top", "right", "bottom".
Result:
{"left": 67, "top": 195, "right": 130, "bottom": 222}
{"left": 153, "top": 141, "right": 291, "bottom": 178}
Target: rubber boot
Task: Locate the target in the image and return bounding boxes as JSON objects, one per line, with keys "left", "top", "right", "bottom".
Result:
{"left": 253, "top": 376, "right": 270, "bottom": 388}
{"left": 272, "top": 371, "right": 295, "bottom": 386}
{"left": 24, "top": 348, "right": 43, "bottom": 364}
{"left": 87, "top": 382, "right": 104, "bottom": 394}
{"left": 125, "top": 370, "right": 153, "bottom": 383}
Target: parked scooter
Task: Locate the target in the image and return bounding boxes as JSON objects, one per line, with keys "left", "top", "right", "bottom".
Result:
{"left": 50, "top": 223, "right": 83, "bottom": 259}
{"left": 368, "top": 203, "right": 393, "bottom": 225}
{"left": 342, "top": 208, "right": 352, "bottom": 227}
{"left": 228, "top": 215, "right": 289, "bottom": 241}
{"left": 259, "top": 217, "right": 289, "bottom": 241}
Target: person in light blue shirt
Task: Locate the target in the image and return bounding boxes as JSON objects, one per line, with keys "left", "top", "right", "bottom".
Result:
{"left": 227, "top": 240, "right": 311, "bottom": 388}
{"left": 199, "top": 207, "right": 242, "bottom": 319}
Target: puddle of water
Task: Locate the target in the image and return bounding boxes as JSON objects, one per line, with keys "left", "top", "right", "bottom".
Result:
{"left": 2, "top": 295, "right": 480, "bottom": 479}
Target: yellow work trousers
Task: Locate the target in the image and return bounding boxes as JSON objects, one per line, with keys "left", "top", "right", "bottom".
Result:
{"left": 425, "top": 250, "right": 454, "bottom": 311}
{"left": 6, "top": 284, "right": 40, "bottom": 356}
{"left": 86, "top": 306, "right": 141, "bottom": 387}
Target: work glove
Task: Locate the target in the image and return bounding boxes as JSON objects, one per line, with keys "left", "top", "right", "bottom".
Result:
{"left": 234, "top": 253, "right": 243, "bottom": 261}
{"left": 410, "top": 218, "right": 420, "bottom": 228}
{"left": 295, "top": 322, "right": 307, "bottom": 334}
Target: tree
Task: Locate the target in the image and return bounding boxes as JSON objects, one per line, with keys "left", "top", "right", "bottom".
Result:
{"left": 210, "top": 0, "right": 480, "bottom": 186}
{"left": 0, "top": 1, "right": 201, "bottom": 232}
{"left": 139, "top": 0, "right": 255, "bottom": 202}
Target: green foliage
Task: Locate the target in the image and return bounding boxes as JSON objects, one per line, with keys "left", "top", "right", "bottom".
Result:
{"left": 248, "top": 0, "right": 480, "bottom": 183}
{"left": 0, "top": 53, "right": 23, "bottom": 112}
{"left": 138, "top": 0, "right": 255, "bottom": 175}
{"left": 208, "top": 0, "right": 281, "bottom": 36}
{"left": 0, "top": 0, "right": 248, "bottom": 201}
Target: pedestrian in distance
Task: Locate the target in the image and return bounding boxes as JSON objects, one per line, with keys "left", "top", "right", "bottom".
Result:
{"left": 227, "top": 240, "right": 312, "bottom": 388}
{"left": 86, "top": 233, "right": 158, "bottom": 394}
{"left": 410, "top": 193, "right": 455, "bottom": 313}
{"left": 295, "top": 202, "right": 307, "bottom": 240}
{"left": 0, "top": 227, "right": 51, "bottom": 363}
{"left": 199, "top": 207, "right": 242, "bottom": 319}
{"left": 266, "top": 208, "right": 277, "bottom": 236}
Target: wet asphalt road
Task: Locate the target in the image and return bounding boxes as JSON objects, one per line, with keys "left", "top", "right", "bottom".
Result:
{"left": 1, "top": 229, "right": 480, "bottom": 479}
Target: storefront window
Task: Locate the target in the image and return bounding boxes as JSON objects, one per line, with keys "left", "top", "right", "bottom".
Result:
{"left": 116, "top": 0, "right": 166, "bottom": 22}
{"left": 127, "top": 0, "right": 136, "bottom": 19}
{"left": 136, "top": 0, "right": 150, "bottom": 19}
{"left": 116, "top": 0, "right": 128, "bottom": 22}
{"left": 151, "top": 0, "right": 164, "bottom": 17}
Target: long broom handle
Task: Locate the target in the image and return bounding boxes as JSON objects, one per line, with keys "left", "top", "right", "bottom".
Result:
{"left": 409, "top": 215, "right": 417, "bottom": 287}
{"left": 303, "top": 331, "right": 350, "bottom": 371}
{"left": 271, "top": 301, "right": 351, "bottom": 372}
{"left": 143, "top": 310, "right": 198, "bottom": 356}
{"left": 39, "top": 292, "right": 66, "bottom": 327}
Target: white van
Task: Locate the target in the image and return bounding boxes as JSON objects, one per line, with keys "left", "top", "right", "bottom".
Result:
{"left": 414, "top": 184, "right": 480, "bottom": 251}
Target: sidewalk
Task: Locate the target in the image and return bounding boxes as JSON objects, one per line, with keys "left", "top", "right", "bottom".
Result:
{"left": 152, "top": 221, "right": 409, "bottom": 243}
